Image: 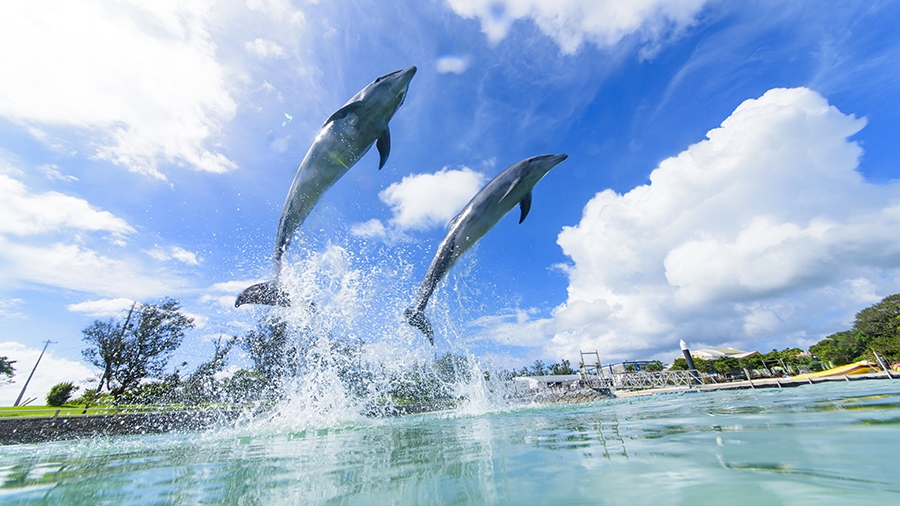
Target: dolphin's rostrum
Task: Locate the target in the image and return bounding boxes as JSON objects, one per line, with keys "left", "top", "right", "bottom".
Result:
{"left": 404, "top": 154, "right": 568, "bottom": 343}
{"left": 236, "top": 66, "right": 417, "bottom": 307}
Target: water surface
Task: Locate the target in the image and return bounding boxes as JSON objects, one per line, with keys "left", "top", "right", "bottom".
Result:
{"left": 2, "top": 380, "right": 899, "bottom": 504}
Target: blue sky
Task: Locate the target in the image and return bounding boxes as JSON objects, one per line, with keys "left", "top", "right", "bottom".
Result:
{"left": 2, "top": 0, "right": 900, "bottom": 403}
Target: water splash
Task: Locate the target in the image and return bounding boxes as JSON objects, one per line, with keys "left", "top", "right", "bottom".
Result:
{"left": 235, "top": 242, "right": 514, "bottom": 434}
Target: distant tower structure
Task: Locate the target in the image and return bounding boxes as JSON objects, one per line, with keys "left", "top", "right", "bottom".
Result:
{"left": 680, "top": 339, "right": 700, "bottom": 385}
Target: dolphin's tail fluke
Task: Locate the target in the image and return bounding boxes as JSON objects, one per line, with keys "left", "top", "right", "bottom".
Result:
{"left": 404, "top": 308, "right": 434, "bottom": 345}
{"left": 235, "top": 281, "right": 291, "bottom": 307}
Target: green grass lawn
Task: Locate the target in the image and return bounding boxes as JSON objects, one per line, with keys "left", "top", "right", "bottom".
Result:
{"left": 0, "top": 401, "right": 261, "bottom": 419}
{"left": 0, "top": 404, "right": 204, "bottom": 419}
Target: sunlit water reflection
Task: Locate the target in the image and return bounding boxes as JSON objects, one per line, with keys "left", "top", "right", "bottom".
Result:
{"left": 2, "top": 380, "right": 899, "bottom": 504}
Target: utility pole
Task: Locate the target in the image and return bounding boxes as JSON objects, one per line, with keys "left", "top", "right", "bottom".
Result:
{"left": 14, "top": 339, "right": 55, "bottom": 407}
{"left": 97, "top": 301, "right": 137, "bottom": 394}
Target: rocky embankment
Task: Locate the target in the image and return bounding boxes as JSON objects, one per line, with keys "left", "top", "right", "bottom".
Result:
{"left": 527, "top": 388, "right": 614, "bottom": 404}
{"left": 0, "top": 410, "right": 242, "bottom": 445}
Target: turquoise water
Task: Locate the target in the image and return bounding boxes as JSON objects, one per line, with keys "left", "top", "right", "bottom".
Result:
{"left": 2, "top": 380, "right": 899, "bottom": 504}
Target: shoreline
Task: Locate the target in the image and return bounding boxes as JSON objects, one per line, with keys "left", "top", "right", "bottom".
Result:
{"left": 2, "top": 373, "right": 895, "bottom": 445}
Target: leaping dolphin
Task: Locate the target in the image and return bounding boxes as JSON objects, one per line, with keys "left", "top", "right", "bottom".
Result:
{"left": 404, "top": 154, "right": 568, "bottom": 343}
{"left": 236, "top": 66, "right": 417, "bottom": 307}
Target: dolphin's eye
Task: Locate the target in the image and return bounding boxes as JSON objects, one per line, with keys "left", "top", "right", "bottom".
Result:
{"left": 374, "top": 76, "right": 384, "bottom": 83}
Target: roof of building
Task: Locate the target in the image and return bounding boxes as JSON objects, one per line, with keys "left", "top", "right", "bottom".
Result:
{"left": 688, "top": 348, "right": 760, "bottom": 360}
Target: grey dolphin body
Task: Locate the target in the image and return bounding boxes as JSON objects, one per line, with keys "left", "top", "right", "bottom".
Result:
{"left": 236, "top": 66, "right": 417, "bottom": 307}
{"left": 404, "top": 154, "right": 568, "bottom": 343}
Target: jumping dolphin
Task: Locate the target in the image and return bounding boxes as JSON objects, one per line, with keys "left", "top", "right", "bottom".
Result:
{"left": 236, "top": 66, "right": 417, "bottom": 307}
{"left": 404, "top": 154, "right": 568, "bottom": 343}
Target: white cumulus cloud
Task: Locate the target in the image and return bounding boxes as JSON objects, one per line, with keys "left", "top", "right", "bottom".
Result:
{"left": 0, "top": 342, "right": 96, "bottom": 406}
{"left": 503, "top": 87, "right": 900, "bottom": 363}
{"left": 446, "top": 0, "right": 709, "bottom": 54}
{"left": 350, "top": 219, "right": 388, "bottom": 239}
{"left": 435, "top": 55, "right": 472, "bottom": 75}
{"left": 380, "top": 167, "right": 487, "bottom": 230}
{"left": 0, "top": 1, "right": 237, "bottom": 179}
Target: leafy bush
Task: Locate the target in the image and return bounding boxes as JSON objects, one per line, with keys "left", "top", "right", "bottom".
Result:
{"left": 46, "top": 382, "right": 79, "bottom": 406}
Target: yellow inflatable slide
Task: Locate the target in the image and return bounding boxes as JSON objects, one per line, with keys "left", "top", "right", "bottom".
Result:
{"left": 792, "top": 360, "right": 880, "bottom": 380}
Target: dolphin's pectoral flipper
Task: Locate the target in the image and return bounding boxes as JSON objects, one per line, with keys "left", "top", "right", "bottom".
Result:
{"left": 235, "top": 281, "right": 291, "bottom": 307}
{"left": 324, "top": 101, "right": 364, "bottom": 126}
{"left": 377, "top": 127, "right": 390, "bottom": 169}
{"left": 404, "top": 308, "right": 434, "bottom": 345}
{"left": 518, "top": 191, "right": 532, "bottom": 224}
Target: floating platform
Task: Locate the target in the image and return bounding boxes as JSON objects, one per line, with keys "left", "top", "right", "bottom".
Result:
{"left": 613, "top": 370, "right": 896, "bottom": 398}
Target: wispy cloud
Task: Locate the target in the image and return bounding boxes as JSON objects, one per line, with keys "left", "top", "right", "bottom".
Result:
{"left": 0, "top": 240, "right": 184, "bottom": 299}
{"left": 0, "top": 169, "right": 188, "bottom": 299}
{"left": 245, "top": 38, "right": 286, "bottom": 59}
{"left": 39, "top": 164, "right": 78, "bottom": 182}
{"left": 0, "top": 174, "right": 133, "bottom": 237}
{"left": 0, "top": 1, "right": 237, "bottom": 179}
{"left": 0, "top": 298, "right": 25, "bottom": 319}
{"left": 67, "top": 298, "right": 135, "bottom": 318}
{"left": 247, "top": 0, "right": 305, "bottom": 26}
{"left": 446, "top": 0, "right": 709, "bottom": 53}
{"left": 148, "top": 246, "right": 201, "bottom": 266}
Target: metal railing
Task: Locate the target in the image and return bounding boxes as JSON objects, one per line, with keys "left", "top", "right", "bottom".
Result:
{"left": 581, "top": 370, "right": 697, "bottom": 391}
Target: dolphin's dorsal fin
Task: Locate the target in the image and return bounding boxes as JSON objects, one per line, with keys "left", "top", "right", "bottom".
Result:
{"left": 446, "top": 213, "right": 460, "bottom": 230}
{"left": 377, "top": 126, "right": 390, "bottom": 170}
{"left": 324, "top": 101, "right": 364, "bottom": 126}
{"left": 518, "top": 191, "right": 532, "bottom": 223}
{"left": 499, "top": 177, "right": 521, "bottom": 204}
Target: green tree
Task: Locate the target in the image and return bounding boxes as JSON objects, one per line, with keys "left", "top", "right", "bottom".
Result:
{"left": 644, "top": 360, "right": 663, "bottom": 372}
{"left": 809, "top": 294, "right": 900, "bottom": 365}
{"left": 810, "top": 331, "right": 866, "bottom": 366}
{"left": 46, "top": 382, "right": 79, "bottom": 406}
{"left": 0, "top": 356, "right": 14, "bottom": 383}
{"left": 738, "top": 354, "right": 764, "bottom": 371}
{"left": 854, "top": 294, "right": 900, "bottom": 341}
{"left": 433, "top": 352, "right": 471, "bottom": 384}
{"left": 530, "top": 360, "right": 546, "bottom": 376}
{"left": 713, "top": 357, "right": 740, "bottom": 377}
{"left": 670, "top": 356, "right": 714, "bottom": 373}
{"left": 183, "top": 336, "right": 236, "bottom": 402}
{"left": 82, "top": 298, "right": 194, "bottom": 398}
{"left": 693, "top": 358, "right": 716, "bottom": 374}
{"left": 239, "top": 316, "right": 301, "bottom": 385}
{"left": 549, "top": 359, "right": 575, "bottom": 375}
